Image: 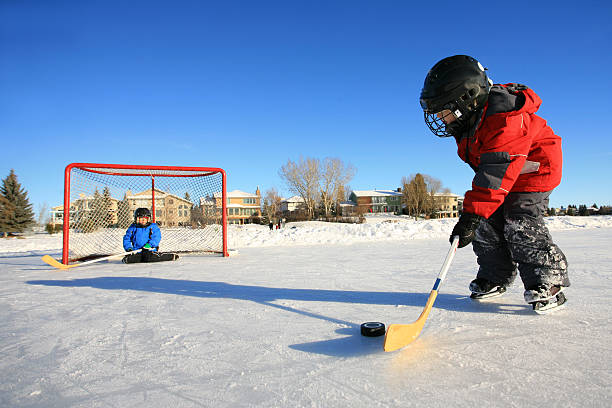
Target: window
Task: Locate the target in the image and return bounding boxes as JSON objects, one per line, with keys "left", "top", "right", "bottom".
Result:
{"left": 243, "top": 198, "right": 256, "bottom": 204}
{"left": 169, "top": 199, "right": 174, "bottom": 204}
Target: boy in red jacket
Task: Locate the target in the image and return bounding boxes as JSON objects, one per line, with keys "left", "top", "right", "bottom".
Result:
{"left": 419, "top": 55, "right": 569, "bottom": 313}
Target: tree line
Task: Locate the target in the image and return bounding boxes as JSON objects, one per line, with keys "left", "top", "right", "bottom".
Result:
{"left": 263, "top": 157, "right": 356, "bottom": 222}
{"left": 549, "top": 204, "right": 612, "bottom": 216}
{"left": 2, "top": 167, "right": 610, "bottom": 237}
{"left": 263, "top": 157, "right": 452, "bottom": 222}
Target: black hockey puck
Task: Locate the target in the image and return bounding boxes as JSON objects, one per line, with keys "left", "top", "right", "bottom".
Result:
{"left": 360, "top": 322, "right": 385, "bottom": 337}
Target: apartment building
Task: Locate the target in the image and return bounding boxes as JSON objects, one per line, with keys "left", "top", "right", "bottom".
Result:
{"left": 213, "top": 188, "right": 262, "bottom": 225}
{"left": 126, "top": 188, "right": 193, "bottom": 227}
{"left": 349, "top": 190, "right": 403, "bottom": 214}
{"left": 432, "top": 192, "right": 461, "bottom": 218}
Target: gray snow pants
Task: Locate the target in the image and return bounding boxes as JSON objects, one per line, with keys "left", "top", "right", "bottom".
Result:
{"left": 472, "top": 191, "right": 570, "bottom": 290}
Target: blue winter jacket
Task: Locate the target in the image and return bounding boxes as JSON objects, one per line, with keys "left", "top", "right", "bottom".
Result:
{"left": 123, "top": 223, "right": 162, "bottom": 251}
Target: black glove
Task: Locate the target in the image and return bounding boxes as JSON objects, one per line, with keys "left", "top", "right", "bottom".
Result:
{"left": 450, "top": 213, "right": 483, "bottom": 248}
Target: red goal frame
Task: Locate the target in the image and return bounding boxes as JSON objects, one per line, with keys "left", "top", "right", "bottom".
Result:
{"left": 62, "top": 163, "right": 228, "bottom": 264}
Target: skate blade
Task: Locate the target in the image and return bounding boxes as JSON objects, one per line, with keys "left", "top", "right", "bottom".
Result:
{"left": 470, "top": 287, "right": 506, "bottom": 301}
{"left": 532, "top": 293, "right": 567, "bottom": 315}
{"left": 525, "top": 286, "right": 566, "bottom": 304}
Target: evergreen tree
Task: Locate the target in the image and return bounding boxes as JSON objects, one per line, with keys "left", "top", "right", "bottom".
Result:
{"left": 0, "top": 169, "right": 35, "bottom": 235}
{"left": 117, "top": 194, "right": 132, "bottom": 229}
{"left": 101, "top": 187, "right": 114, "bottom": 227}
{"left": 88, "top": 189, "right": 107, "bottom": 231}
{"left": 0, "top": 195, "right": 16, "bottom": 237}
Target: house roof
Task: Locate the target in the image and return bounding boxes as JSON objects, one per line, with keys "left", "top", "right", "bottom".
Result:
{"left": 433, "top": 192, "right": 461, "bottom": 197}
{"left": 126, "top": 188, "right": 192, "bottom": 204}
{"left": 282, "top": 195, "right": 305, "bottom": 203}
{"left": 213, "top": 190, "right": 259, "bottom": 199}
{"left": 351, "top": 190, "right": 402, "bottom": 197}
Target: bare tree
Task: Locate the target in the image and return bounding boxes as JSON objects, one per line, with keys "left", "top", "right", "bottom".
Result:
{"left": 319, "top": 158, "right": 356, "bottom": 218}
{"left": 343, "top": 184, "right": 353, "bottom": 202}
{"left": 423, "top": 175, "right": 442, "bottom": 196}
{"left": 279, "top": 157, "right": 320, "bottom": 219}
{"left": 402, "top": 173, "right": 448, "bottom": 219}
{"left": 402, "top": 174, "right": 431, "bottom": 220}
{"left": 263, "top": 188, "right": 282, "bottom": 222}
{"left": 37, "top": 202, "right": 50, "bottom": 226}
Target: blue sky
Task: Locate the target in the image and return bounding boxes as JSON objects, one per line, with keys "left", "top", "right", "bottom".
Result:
{"left": 2, "top": 0, "right": 611, "bottom": 215}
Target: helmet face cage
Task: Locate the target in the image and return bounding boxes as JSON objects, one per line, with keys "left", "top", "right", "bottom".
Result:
{"left": 422, "top": 104, "right": 464, "bottom": 138}
{"left": 423, "top": 111, "right": 453, "bottom": 137}
{"left": 420, "top": 55, "right": 490, "bottom": 138}
{"left": 421, "top": 87, "right": 479, "bottom": 137}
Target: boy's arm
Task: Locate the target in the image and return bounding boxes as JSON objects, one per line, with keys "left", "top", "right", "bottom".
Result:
{"left": 123, "top": 225, "right": 135, "bottom": 251}
{"left": 148, "top": 224, "right": 162, "bottom": 248}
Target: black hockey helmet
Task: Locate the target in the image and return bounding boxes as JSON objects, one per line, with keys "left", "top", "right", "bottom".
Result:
{"left": 134, "top": 207, "right": 151, "bottom": 220}
{"left": 420, "top": 55, "right": 492, "bottom": 137}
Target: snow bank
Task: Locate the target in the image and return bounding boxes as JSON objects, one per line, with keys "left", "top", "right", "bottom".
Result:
{"left": 1, "top": 215, "right": 611, "bottom": 255}
{"left": 227, "top": 214, "right": 612, "bottom": 248}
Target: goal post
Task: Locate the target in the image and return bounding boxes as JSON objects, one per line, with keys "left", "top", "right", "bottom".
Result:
{"left": 61, "top": 163, "right": 228, "bottom": 264}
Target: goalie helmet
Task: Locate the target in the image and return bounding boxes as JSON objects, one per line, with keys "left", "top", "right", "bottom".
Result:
{"left": 420, "top": 55, "right": 492, "bottom": 137}
{"left": 134, "top": 207, "right": 151, "bottom": 221}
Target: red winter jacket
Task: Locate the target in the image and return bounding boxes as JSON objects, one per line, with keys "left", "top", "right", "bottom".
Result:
{"left": 458, "top": 84, "right": 563, "bottom": 218}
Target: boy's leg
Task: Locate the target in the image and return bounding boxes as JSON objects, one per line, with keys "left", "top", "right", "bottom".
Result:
{"left": 472, "top": 206, "right": 517, "bottom": 289}
{"left": 145, "top": 251, "right": 179, "bottom": 262}
{"left": 502, "top": 192, "right": 569, "bottom": 299}
{"left": 122, "top": 252, "right": 143, "bottom": 264}
{"left": 141, "top": 248, "right": 152, "bottom": 263}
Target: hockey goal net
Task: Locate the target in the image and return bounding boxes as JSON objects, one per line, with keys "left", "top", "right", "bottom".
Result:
{"left": 61, "top": 163, "right": 228, "bottom": 263}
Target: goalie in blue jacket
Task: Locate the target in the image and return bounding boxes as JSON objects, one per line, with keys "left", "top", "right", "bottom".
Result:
{"left": 122, "top": 208, "right": 178, "bottom": 263}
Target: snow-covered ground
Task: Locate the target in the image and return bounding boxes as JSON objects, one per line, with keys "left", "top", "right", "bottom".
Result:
{"left": 1, "top": 215, "right": 611, "bottom": 407}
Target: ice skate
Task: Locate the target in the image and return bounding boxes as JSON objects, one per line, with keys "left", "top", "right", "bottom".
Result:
{"left": 524, "top": 285, "right": 567, "bottom": 314}
{"left": 469, "top": 278, "right": 507, "bottom": 300}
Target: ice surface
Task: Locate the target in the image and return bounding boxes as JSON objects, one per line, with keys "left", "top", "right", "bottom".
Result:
{"left": 1, "top": 215, "right": 611, "bottom": 407}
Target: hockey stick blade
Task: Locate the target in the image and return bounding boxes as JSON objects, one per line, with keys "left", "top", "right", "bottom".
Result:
{"left": 42, "top": 250, "right": 141, "bottom": 270}
{"left": 383, "top": 237, "right": 459, "bottom": 352}
{"left": 384, "top": 290, "right": 438, "bottom": 352}
{"left": 41, "top": 255, "right": 76, "bottom": 270}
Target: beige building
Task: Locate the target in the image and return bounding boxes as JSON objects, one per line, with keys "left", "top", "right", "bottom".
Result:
{"left": 58, "top": 193, "right": 120, "bottom": 226}
{"left": 433, "top": 192, "right": 462, "bottom": 218}
{"left": 52, "top": 188, "right": 196, "bottom": 228}
{"left": 213, "top": 188, "right": 262, "bottom": 225}
{"left": 126, "top": 188, "right": 193, "bottom": 227}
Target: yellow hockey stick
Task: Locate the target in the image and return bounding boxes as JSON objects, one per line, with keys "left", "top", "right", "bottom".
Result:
{"left": 383, "top": 236, "right": 459, "bottom": 352}
{"left": 42, "top": 250, "right": 141, "bottom": 270}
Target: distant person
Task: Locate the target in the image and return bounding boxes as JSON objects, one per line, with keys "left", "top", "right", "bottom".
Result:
{"left": 122, "top": 208, "right": 178, "bottom": 263}
{"left": 419, "top": 55, "right": 569, "bottom": 313}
